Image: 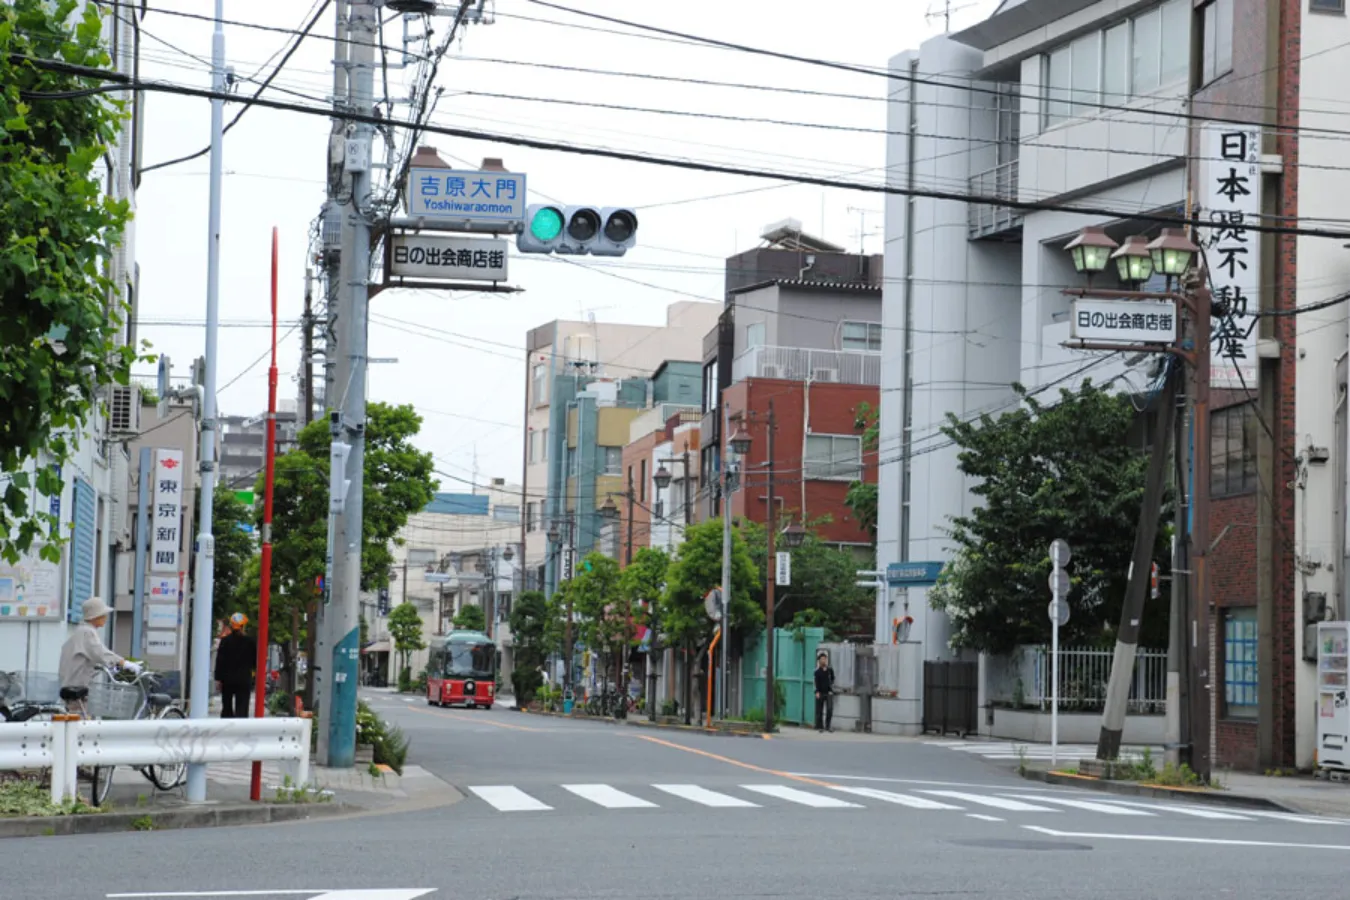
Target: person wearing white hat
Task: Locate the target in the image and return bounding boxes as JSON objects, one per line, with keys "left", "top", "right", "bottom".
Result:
{"left": 58, "top": 597, "right": 141, "bottom": 691}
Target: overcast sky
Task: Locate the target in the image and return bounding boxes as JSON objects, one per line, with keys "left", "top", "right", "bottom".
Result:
{"left": 130, "top": 0, "right": 999, "bottom": 493}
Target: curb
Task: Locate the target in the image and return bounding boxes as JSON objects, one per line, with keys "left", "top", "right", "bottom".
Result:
{"left": 1019, "top": 767, "right": 1296, "bottom": 812}
{"left": 0, "top": 800, "right": 358, "bottom": 840}
{"left": 519, "top": 707, "right": 772, "bottom": 739}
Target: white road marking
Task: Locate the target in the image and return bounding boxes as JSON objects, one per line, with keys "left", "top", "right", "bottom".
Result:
{"left": 562, "top": 784, "right": 658, "bottom": 808}
{"left": 468, "top": 785, "right": 552, "bottom": 812}
{"left": 1002, "top": 794, "right": 1156, "bottom": 816}
{"left": 741, "top": 784, "right": 863, "bottom": 808}
{"left": 1073, "top": 798, "right": 1254, "bottom": 820}
{"left": 108, "top": 893, "right": 435, "bottom": 899}
{"left": 966, "top": 814, "right": 1004, "bottom": 822}
{"left": 1232, "top": 810, "right": 1350, "bottom": 825}
{"left": 919, "top": 790, "right": 1058, "bottom": 812}
{"left": 785, "top": 772, "right": 1043, "bottom": 789}
{"left": 652, "top": 784, "right": 761, "bottom": 808}
{"left": 1023, "top": 824, "right": 1350, "bottom": 850}
{"left": 108, "top": 894, "right": 319, "bottom": 898}
{"left": 827, "top": 785, "right": 962, "bottom": 809}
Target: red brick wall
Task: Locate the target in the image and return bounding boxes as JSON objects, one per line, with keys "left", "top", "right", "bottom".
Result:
{"left": 620, "top": 431, "right": 660, "bottom": 566}
{"left": 723, "top": 379, "right": 877, "bottom": 545}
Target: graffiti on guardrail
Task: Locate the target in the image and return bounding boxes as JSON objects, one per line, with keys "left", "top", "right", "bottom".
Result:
{"left": 152, "top": 721, "right": 265, "bottom": 763}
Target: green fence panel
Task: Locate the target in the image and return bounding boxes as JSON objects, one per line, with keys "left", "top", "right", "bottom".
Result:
{"left": 740, "top": 627, "right": 825, "bottom": 726}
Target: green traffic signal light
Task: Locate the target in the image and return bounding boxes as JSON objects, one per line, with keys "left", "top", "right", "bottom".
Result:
{"left": 530, "top": 207, "right": 564, "bottom": 241}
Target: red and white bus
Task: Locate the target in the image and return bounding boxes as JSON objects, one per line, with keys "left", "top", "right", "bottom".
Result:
{"left": 426, "top": 630, "right": 497, "bottom": 709}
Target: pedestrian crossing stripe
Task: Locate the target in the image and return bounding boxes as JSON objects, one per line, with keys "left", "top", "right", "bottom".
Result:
{"left": 460, "top": 781, "right": 1340, "bottom": 822}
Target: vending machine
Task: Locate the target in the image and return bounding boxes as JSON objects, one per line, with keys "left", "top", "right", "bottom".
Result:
{"left": 1317, "top": 622, "right": 1350, "bottom": 772}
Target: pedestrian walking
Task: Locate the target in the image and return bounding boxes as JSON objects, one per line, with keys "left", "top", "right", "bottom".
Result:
{"left": 813, "top": 651, "right": 835, "bottom": 733}
{"left": 215, "top": 612, "right": 256, "bottom": 718}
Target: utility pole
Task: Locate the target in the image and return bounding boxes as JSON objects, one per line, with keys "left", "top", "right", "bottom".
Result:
{"left": 301, "top": 267, "right": 314, "bottom": 427}
{"left": 1096, "top": 364, "right": 1179, "bottom": 760}
{"left": 720, "top": 409, "right": 733, "bottom": 721}
{"left": 764, "top": 401, "right": 777, "bottom": 734}
{"left": 185, "top": 0, "right": 226, "bottom": 803}
{"left": 317, "top": 0, "right": 376, "bottom": 769}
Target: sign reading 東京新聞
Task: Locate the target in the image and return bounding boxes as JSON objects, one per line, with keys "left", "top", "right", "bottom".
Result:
{"left": 390, "top": 234, "right": 509, "bottom": 282}
{"left": 405, "top": 167, "right": 527, "bottom": 224}
{"left": 1070, "top": 298, "right": 1178, "bottom": 344}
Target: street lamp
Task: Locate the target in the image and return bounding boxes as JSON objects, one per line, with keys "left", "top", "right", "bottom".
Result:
{"left": 1147, "top": 228, "right": 1199, "bottom": 278}
{"left": 1110, "top": 235, "right": 1154, "bottom": 286}
{"left": 1064, "top": 225, "right": 1119, "bottom": 275}
{"left": 599, "top": 495, "right": 619, "bottom": 516}
{"left": 729, "top": 426, "right": 752, "bottom": 455}
{"left": 502, "top": 545, "right": 514, "bottom": 562}
{"left": 781, "top": 522, "right": 807, "bottom": 549}
{"left": 547, "top": 523, "right": 560, "bottom": 544}
{"left": 652, "top": 465, "right": 672, "bottom": 490}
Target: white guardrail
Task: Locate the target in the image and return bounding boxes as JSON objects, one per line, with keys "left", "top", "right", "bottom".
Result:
{"left": 1, "top": 716, "right": 311, "bottom": 803}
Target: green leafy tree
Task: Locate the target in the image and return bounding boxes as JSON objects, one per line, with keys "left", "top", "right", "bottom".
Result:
{"left": 661, "top": 519, "right": 760, "bottom": 651}
{"left": 211, "top": 491, "right": 255, "bottom": 623}
{"left": 0, "top": 1, "right": 140, "bottom": 564}
{"left": 928, "top": 381, "right": 1171, "bottom": 654}
{"left": 845, "top": 401, "right": 879, "bottom": 544}
{"left": 387, "top": 601, "right": 425, "bottom": 689}
{"left": 509, "top": 590, "right": 553, "bottom": 702}
{"left": 568, "top": 553, "right": 626, "bottom": 683}
{"left": 741, "top": 520, "right": 872, "bottom": 639}
{"left": 620, "top": 546, "right": 669, "bottom": 641}
{"left": 452, "top": 603, "right": 486, "bottom": 632}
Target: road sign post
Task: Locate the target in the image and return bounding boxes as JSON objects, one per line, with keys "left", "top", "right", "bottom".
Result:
{"left": 1048, "top": 539, "right": 1072, "bottom": 766}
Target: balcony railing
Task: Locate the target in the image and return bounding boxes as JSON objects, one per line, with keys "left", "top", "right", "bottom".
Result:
{"left": 968, "top": 158, "right": 1022, "bottom": 239}
{"left": 731, "top": 345, "right": 881, "bottom": 386}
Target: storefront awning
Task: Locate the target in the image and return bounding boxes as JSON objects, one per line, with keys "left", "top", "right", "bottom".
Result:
{"left": 361, "top": 640, "right": 390, "bottom": 654}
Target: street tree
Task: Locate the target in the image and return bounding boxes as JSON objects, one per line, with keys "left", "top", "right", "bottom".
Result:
{"left": 928, "top": 380, "right": 1171, "bottom": 655}
{"left": 0, "top": 1, "right": 140, "bottom": 564}
{"left": 845, "top": 401, "right": 880, "bottom": 544}
{"left": 568, "top": 553, "right": 627, "bottom": 684}
{"left": 741, "top": 519, "right": 872, "bottom": 639}
{"left": 452, "top": 603, "right": 486, "bottom": 632}
{"left": 508, "top": 590, "right": 553, "bottom": 702}
{"left": 387, "top": 601, "right": 425, "bottom": 690}
{"left": 210, "top": 491, "right": 255, "bottom": 623}
{"left": 620, "top": 546, "right": 669, "bottom": 639}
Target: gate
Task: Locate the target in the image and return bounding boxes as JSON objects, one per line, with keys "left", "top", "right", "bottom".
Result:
{"left": 922, "top": 660, "right": 978, "bottom": 736}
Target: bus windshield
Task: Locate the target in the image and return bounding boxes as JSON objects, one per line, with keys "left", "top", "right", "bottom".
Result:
{"left": 445, "top": 642, "right": 494, "bottom": 679}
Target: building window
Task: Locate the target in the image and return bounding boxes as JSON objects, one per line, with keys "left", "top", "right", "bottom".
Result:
{"left": 1223, "top": 607, "right": 1258, "bottom": 719}
{"left": 602, "top": 447, "right": 622, "bottom": 475}
{"left": 493, "top": 505, "right": 520, "bottom": 524}
{"left": 540, "top": 429, "right": 548, "bottom": 462}
{"left": 746, "top": 322, "right": 765, "bottom": 348}
{"left": 1202, "top": 0, "right": 1234, "bottom": 84}
{"left": 531, "top": 363, "right": 547, "bottom": 407}
{"left": 1211, "top": 403, "right": 1258, "bottom": 496}
{"left": 804, "top": 434, "right": 863, "bottom": 481}
{"left": 703, "top": 360, "right": 719, "bottom": 413}
{"left": 526, "top": 501, "right": 538, "bottom": 532}
{"left": 1102, "top": 22, "right": 1129, "bottom": 105}
{"left": 1311, "top": 0, "right": 1345, "bottom": 12}
{"left": 567, "top": 448, "right": 577, "bottom": 476}
{"left": 529, "top": 431, "right": 540, "bottom": 464}
{"left": 841, "top": 322, "right": 882, "bottom": 352}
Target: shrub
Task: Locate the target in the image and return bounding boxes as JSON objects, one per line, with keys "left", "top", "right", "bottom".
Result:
{"left": 397, "top": 666, "right": 413, "bottom": 693}
{"left": 512, "top": 664, "right": 543, "bottom": 705}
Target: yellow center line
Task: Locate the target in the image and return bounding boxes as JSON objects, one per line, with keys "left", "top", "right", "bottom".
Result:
{"left": 631, "top": 733, "right": 840, "bottom": 789}
{"left": 402, "top": 705, "right": 543, "bottom": 732}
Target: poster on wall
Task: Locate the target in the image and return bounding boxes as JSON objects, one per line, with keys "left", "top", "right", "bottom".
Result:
{"left": 1201, "top": 121, "right": 1261, "bottom": 390}
{"left": 0, "top": 547, "right": 63, "bottom": 620}
{"left": 150, "top": 449, "right": 183, "bottom": 574}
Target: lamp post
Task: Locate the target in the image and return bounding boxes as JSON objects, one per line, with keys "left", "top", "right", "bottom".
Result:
{"left": 1062, "top": 224, "right": 1209, "bottom": 780}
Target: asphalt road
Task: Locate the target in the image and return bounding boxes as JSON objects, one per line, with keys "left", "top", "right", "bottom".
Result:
{"left": 12, "top": 692, "right": 1350, "bottom": 900}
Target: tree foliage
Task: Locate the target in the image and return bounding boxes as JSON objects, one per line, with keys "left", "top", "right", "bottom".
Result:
{"left": 387, "top": 601, "right": 425, "bottom": 674}
{"left": 741, "top": 520, "right": 872, "bottom": 640}
{"left": 844, "top": 401, "right": 880, "bottom": 544}
{"left": 509, "top": 590, "right": 556, "bottom": 702}
{"left": 211, "top": 491, "right": 255, "bottom": 623}
{"left": 452, "top": 603, "right": 486, "bottom": 632}
{"left": 928, "top": 381, "right": 1171, "bottom": 654}
{"left": 660, "top": 519, "right": 760, "bottom": 652}
{"left": 0, "top": 2, "right": 139, "bottom": 564}
{"left": 620, "top": 547, "right": 669, "bottom": 647}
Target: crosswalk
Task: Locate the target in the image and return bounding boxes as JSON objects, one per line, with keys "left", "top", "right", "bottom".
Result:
{"left": 932, "top": 740, "right": 1165, "bottom": 762}
{"left": 462, "top": 780, "right": 1344, "bottom": 824}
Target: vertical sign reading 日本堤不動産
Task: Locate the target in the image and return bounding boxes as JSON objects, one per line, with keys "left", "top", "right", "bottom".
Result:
{"left": 1201, "top": 121, "right": 1261, "bottom": 390}
{"left": 151, "top": 449, "right": 183, "bottom": 573}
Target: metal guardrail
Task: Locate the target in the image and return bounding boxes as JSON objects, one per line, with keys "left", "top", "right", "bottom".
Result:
{"left": 1, "top": 716, "right": 311, "bottom": 803}
{"left": 968, "top": 158, "right": 1022, "bottom": 239}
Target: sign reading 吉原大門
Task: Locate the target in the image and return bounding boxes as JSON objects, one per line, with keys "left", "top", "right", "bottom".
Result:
{"left": 151, "top": 449, "right": 183, "bottom": 574}
{"left": 1201, "top": 122, "right": 1261, "bottom": 390}
{"left": 405, "top": 167, "right": 526, "bottom": 224}
{"left": 390, "top": 234, "right": 509, "bottom": 282}
{"left": 1070, "top": 298, "right": 1178, "bottom": 344}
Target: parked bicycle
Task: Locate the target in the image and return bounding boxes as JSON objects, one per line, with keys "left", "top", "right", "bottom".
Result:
{"left": 0, "top": 671, "right": 64, "bottom": 723}
{"left": 83, "top": 666, "right": 189, "bottom": 801}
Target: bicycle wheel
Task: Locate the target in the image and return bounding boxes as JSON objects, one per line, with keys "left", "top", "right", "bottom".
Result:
{"left": 89, "top": 765, "right": 114, "bottom": 807}
{"left": 146, "top": 706, "right": 187, "bottom": 790}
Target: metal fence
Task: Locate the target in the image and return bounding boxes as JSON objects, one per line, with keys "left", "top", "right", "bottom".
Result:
{"left": 816, "top": 641, "right": 857, "bottom": 691}
{"left": 986, "top": 645, "right": 1167, "bottom": 714}
{"left": 730, "top": 346, "right": 881, "bottom": 387}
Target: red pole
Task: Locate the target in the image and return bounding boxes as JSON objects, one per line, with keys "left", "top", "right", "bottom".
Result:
{"left": 251, "top": 228, "right": 279, "bottom": 801}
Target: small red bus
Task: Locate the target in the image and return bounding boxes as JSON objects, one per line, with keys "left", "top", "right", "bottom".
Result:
{"left": 426, "top": 630, "right": 497, "bottom": 709}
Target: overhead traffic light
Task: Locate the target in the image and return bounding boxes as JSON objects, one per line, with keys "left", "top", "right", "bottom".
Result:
{"left": 517, "top": 204, "right": 638, "bottom": 256}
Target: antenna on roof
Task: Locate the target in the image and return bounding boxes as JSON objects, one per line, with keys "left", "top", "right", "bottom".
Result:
{"left": 925, "top": 0, "right": 976, "bottom": 33}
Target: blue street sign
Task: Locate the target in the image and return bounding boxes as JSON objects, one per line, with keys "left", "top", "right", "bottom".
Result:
{"left": 406, "top": 167, "right": 527, "bottom": 224}
{"left": 886, "top": 561, "right": 944, "bottom": 586}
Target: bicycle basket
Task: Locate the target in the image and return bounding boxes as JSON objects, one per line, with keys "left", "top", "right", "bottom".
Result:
{"left": 87, "top": 678, "right": 143, "bottom": 719}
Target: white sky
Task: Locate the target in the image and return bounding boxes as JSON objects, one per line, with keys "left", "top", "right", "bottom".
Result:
{"left": 130, "top": 0, "right": 1000, "bottom": 493}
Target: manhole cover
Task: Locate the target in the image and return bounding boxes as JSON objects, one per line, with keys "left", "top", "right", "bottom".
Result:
{"left": 950, "top": 839, "right": 1092, "bottom": 852}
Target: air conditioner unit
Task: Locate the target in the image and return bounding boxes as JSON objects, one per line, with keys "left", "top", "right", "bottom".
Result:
{"left": 760, "top": 365, "right": 781, "bottom": 379}
{"left": 108, "top": 385, "right": 141, "bottom": 437}
{"left": 812, "top": 368, "right": 840, "bottom": 383}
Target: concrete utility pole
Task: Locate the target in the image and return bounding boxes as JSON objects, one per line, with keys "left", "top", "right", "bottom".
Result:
{"left": 764, "top": 401, "right": 777, "bottom": 734}
{"left": 719, "top": 417, "right": 733, "bottom": 720}
{"left": 317, "top": 0, "right": 376, "bottom": 769}
{"left": 185, "top": 0, "right": 227, "bottom": 803}
{"left": 301, "top": 267, "right": 314, "bottom": 427}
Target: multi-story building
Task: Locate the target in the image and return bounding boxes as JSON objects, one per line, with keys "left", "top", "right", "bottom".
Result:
{"left": 619, "top": 404, "right": 703, "bottom": 562}
{"left": 520, "top": 304, "right": 719, "bottom": 593}
{"left": 880, "top": 0, "right": 1350, "bottom": 771}
{"left": 0, "top": 6, "right": 143, "bottom": 684}
{"left": 218, "top": 402, "right": 301, "bottom": 491}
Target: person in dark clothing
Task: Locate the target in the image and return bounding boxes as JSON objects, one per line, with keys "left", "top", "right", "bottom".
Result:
{"left": 813, "top": 652, "right": 835, "bottom": 733}
{"left": 215, "top": 613, "right": 257, "bottom": 718}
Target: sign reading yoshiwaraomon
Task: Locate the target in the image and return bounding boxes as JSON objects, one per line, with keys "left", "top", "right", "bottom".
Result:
{"left": 1201, "top": 122, "right": 1261, "bottom": 390}
{"left": 405, "top": 167, "right": 526, "bottom": 224}
{"left": 389, "top": 234, "right": 508, "bottom": 282}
